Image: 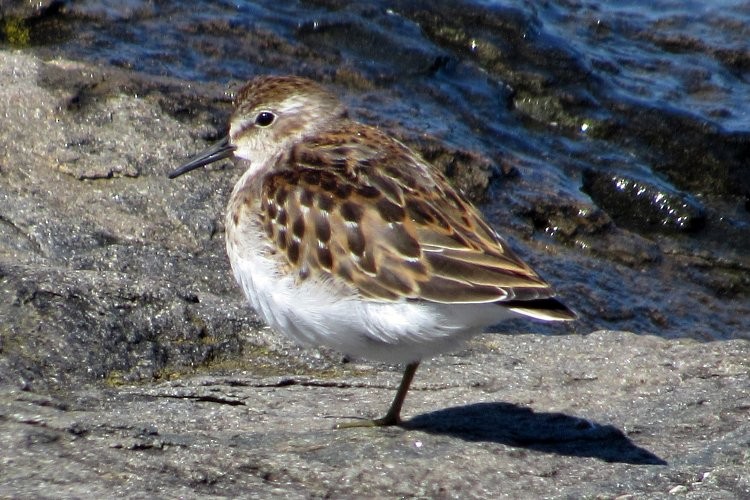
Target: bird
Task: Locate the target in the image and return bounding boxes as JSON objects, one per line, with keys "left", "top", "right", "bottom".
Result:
{"left": 169, "top": 75, "right": 576, "bottom": 427}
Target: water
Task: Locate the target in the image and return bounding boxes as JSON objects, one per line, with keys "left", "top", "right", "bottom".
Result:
{"left": 539, "top": 0, "right": 750, "bottom": 131}
{"left": 33, "top": 1, "right": 750, "bottom": 134}
{"left": 36, "top": 1, "right": 748, "bottom": 128}
{"left": 19, "top": 0, "right": 750, "bottom": 340}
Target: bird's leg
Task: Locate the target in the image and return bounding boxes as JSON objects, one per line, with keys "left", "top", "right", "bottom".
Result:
{"left": 335, "top": 361, "right": 420, "bottom": 429}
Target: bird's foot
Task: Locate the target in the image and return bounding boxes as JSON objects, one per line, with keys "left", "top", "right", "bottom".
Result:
{"left": 333, "top": 414, "right": 401, "bottom": 429}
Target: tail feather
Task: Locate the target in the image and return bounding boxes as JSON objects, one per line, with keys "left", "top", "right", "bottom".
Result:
{"left": 501, "top": 297, "right": 576, "bottom": 321}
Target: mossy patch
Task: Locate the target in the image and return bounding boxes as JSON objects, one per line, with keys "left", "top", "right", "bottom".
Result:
{"left": 3, "top": 18, "right": 31, "bottom": 47}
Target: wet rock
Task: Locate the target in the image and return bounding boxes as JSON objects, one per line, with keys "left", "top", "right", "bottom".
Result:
{"left": 394, "top": 0, "right": 596, "bottom": 132}
{"left": 593, "top": 103, "right": 750, "bottom": 199}
{"left": 297, "top": 9, "right": 451, "bottom": 79}
{"left": 520, "top": 197, "right": 663, "bottom": 266}
{"left": 582, "top": 169, "right": 706, "bottom": 233}
{"left": 0, "top": 0, "right": 60, "bottom": 47}
{"left": 0, "top": 0, "right": 57, "bottom": 21}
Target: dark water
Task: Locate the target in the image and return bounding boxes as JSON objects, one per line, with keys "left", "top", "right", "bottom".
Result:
{"left": 37, "top": 0, "right": 750, "bottom": 128}
{"left": 19, "top": 0, "right": 750, "bottom": 339}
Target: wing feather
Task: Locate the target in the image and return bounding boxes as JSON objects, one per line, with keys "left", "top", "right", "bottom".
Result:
{"left": 258, "top": 121, "right": 574, "bottom": 320}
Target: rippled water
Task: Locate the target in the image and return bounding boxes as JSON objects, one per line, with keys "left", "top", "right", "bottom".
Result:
{"left": 542, "top": 0, "right": 750, "bottom": 132}
{"left": 37, "top": 0, "right": 750, "bottom": 131}
{"left": 21, "top": 0, "right": 750, "bottom": 340}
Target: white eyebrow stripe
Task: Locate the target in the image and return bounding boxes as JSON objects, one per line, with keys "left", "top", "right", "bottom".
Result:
{"left": 279, "top": 95, "right": 308, "bottom": 113}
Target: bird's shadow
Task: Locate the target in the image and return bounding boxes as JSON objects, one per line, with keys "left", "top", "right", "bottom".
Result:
{"left": 400, "top": 402, "right": 666, "bottom": 465}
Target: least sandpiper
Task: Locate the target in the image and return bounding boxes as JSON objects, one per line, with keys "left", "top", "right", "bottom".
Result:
{"left": 169, "top": 75, "right": 575, "bottom": 427}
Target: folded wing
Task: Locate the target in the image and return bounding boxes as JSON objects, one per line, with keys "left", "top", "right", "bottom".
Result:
{"left": 259, "top": 122, "right": 575, "bottom": 321}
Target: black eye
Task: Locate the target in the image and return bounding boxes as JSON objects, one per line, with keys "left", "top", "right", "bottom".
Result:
{"left": 255, "top": 111, "right": 275, "bottom": 127}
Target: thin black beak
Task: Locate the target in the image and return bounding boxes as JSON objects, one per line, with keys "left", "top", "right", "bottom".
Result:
{"left": 168, "top": 136, "right": 236, "bottom": 179}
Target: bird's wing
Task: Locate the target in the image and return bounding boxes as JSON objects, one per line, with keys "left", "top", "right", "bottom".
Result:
{"left": 259, "top": 122, "right": 574, "bottom": 319}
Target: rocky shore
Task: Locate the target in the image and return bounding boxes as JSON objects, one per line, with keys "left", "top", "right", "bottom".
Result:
{"left": 0, "top": 47, "right": 748, "bottom": 498}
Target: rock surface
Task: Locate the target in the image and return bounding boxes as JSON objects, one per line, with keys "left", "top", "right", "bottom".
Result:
{"left": 0, "top": 50, "right": 748, "bottom": 497}
{"left": 1, "top": 332, "right": 748, "bottom": 498}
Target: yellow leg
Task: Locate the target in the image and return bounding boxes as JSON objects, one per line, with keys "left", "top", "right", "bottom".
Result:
{"left": 335, "top": 361, "right": 420, "bottom": 429}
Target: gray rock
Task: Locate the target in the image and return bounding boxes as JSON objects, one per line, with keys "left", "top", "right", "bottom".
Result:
{"left": 0, "top": 53, "right": 256, "bottom": 392}
{"left": 1, "top": 332, "right": 747, "bottom": 498}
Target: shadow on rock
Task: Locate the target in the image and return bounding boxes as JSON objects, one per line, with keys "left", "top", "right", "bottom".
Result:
{"left": 402, "top": 402, "right": 666, "bottom": 465}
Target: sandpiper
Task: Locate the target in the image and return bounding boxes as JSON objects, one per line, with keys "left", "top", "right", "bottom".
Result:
{"left": 169, "top": 75, "right": 575, "bottom": 427}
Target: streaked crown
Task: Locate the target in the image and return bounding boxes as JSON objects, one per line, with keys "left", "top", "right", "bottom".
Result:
{"left": 228, "top": 76, "right": 346, "bottom": 172}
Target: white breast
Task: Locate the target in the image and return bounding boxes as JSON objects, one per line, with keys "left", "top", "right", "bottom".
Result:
{"left": 225, "top": 214, "right": 518, "bottom": 364}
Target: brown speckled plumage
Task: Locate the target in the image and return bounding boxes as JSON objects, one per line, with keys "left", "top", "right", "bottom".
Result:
{"left": 169, "top": 75, "right": 575, "bottom": 427}
{"left": 253, "top": 119, "right": 559, "bottom": 305}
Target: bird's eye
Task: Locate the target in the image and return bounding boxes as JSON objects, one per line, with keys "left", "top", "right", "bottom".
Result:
{"left": 255, "top": 111, "right": 276, "bottom": 127}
